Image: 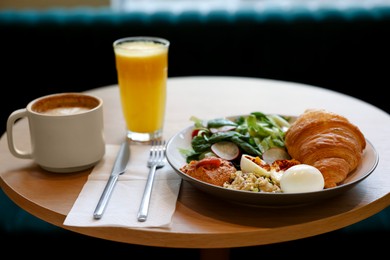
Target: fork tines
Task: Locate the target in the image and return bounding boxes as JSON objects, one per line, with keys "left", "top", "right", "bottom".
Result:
{"left": 149, "top": 139, "right": 166, "bottom": 165}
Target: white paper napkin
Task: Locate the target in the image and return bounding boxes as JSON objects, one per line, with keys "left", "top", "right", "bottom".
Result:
{"left": 63, "top": 144, "right": 182, "bottom": 229}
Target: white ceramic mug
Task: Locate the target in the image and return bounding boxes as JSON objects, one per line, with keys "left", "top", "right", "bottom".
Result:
{"left": 6, "top": 92, "right": 105, "bottom": 173}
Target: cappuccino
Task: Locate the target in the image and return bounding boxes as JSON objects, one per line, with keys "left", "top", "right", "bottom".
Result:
{"left": 32, "top": 93, "right": 99, "bottom": 116}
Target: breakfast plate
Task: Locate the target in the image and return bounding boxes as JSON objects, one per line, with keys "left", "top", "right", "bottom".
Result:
{"left": 165, "top": 118, "right": 379, "bottom": 207}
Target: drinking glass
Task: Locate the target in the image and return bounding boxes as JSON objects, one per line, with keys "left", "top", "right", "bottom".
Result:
{"left": 113, "top": 36, "right": 169, "bottom": 142}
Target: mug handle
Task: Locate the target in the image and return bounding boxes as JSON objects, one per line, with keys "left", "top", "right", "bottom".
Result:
{"left": 6, "top": 109, "right": 33, "bottom": 159}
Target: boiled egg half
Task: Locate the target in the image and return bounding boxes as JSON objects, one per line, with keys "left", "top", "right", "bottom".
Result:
{"left": 280, "top": 164, "right": 325, "bottom": 193}
{"left": 240, "top": 155, "right": 270, "bottom": 177}
{"left": 240, "top": 154, "right": 282, "bottom": 184}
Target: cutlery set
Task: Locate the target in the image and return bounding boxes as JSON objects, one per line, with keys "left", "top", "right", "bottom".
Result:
{"left": 93, "top": 140, "right": 166, "bottom": 221}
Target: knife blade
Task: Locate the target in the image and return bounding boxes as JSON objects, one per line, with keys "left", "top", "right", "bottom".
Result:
{"left": 93, "top": 141, "right": 130, "bottom": 219}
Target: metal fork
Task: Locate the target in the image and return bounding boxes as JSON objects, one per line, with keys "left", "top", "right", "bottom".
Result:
{"left": 137, "top": 139, "right": 166, "bottom": 222}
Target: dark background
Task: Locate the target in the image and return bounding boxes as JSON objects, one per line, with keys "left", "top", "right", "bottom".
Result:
{"left": 1, "top": 8, "right": 389, "bottom": 135}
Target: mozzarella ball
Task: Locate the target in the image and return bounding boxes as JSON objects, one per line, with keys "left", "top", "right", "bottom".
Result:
{"left": 280, "top": 164, "right": 325, "bottom": 193}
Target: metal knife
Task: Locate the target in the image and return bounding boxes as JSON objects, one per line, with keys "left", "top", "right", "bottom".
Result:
{"left": 93, "top": 141, "right": 130, "bottom": 219}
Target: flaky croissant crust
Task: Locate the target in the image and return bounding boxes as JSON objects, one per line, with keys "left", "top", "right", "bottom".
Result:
{"left": 285, "top": 109, "right": 366, "bottom": 188}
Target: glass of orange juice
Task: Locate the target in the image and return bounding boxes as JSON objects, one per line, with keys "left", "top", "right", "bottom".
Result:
{"left": 113, "top": 36, "right": 169, "bottom": 142}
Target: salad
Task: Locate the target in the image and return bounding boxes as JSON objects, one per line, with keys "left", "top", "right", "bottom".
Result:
{"left": 180, "top": 111, "right": 293, "bottom": 168}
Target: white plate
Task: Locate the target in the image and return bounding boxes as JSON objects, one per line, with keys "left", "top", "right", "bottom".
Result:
{"left": 166, "top": 120, "right": 379, "bottom": 207}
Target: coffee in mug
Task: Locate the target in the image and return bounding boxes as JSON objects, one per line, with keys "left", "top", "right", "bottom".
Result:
{"left": 6, "top": 92, "right": 105, "bottom": 173}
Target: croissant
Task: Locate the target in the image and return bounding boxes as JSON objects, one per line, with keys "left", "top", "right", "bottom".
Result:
{"left": 284, "top": 109, "right": 366, "bottom": 188}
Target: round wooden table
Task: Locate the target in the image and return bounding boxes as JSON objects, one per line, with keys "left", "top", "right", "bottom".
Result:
{"left": 1, "top": 76, "right": 389, "bottom": 258}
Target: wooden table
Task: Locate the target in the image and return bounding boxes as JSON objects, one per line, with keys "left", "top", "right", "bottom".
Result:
{"left": 1, "top": 76, "right": 390, "bottom": 258}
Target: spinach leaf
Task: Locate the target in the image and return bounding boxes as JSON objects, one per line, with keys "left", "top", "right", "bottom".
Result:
{"left": 231, "top": 136, "right": 262, "bottom": 157}
{"left": 191, "top": 135, "right": 212, "bottom": 153}
{"left": 207, "top": 118, "right": 237, "bottom": 128}
{"left": 207, "top": 131, "right": 238, "bottom": 143}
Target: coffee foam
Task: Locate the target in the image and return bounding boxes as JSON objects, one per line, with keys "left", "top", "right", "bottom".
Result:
{"left": 32, "top": 94, "right": 100, "bottom": 116}
{"left": 40, "top": 107, "right": 91, "bottom": 116}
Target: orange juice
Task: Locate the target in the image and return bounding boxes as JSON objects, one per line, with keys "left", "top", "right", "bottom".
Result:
{"left": 113, "top": 37, "right": 169, "bottom": 141}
